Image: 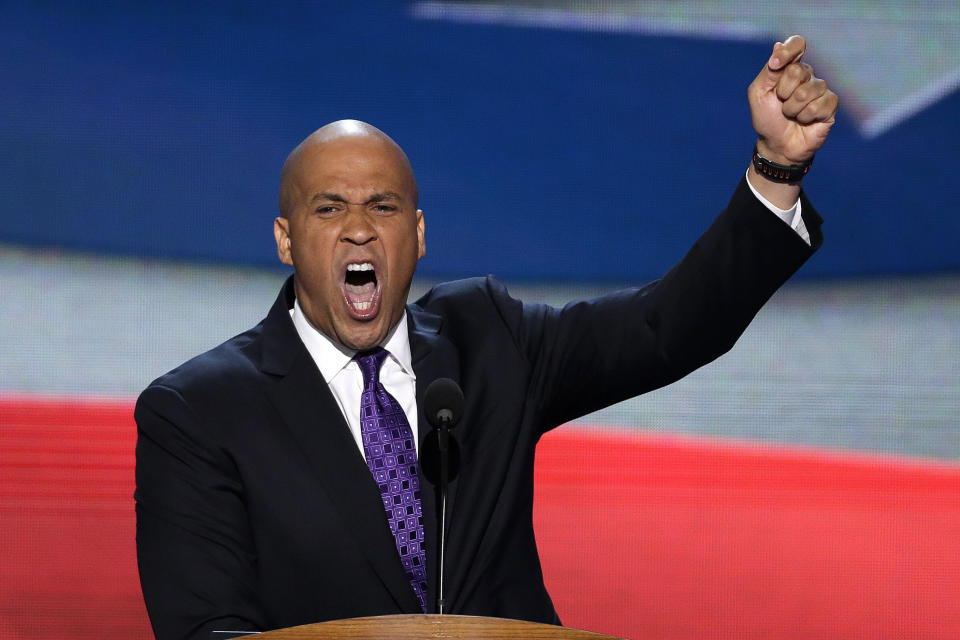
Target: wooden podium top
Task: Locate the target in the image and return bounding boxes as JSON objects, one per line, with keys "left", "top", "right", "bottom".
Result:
{"left": 253, "top": 614, "right": 624, "bottom": 639}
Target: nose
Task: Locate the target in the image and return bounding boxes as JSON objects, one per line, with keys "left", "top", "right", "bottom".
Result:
{"left": 340, "top": 206, "right": 377, "bottom": 245}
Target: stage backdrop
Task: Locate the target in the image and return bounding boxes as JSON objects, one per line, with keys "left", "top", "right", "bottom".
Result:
{"left": 1, "top": 2, "right": 958, "bottom": 640}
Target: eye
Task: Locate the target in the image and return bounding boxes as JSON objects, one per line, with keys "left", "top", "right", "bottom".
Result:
{"left": 374, "top": 204, "right": 397, "bottom": 214}
{"left": 315, "top": 205, "right": 340, "bottom": 216}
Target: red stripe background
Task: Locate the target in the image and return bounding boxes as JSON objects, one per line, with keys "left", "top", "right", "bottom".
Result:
{"left": 2, "top": 396, "right": 958, "bottom": 639}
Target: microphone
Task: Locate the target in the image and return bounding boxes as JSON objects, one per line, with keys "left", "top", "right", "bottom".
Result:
{"left": 421, "top": 377, "right": 463, "bottom": 615}
{"left": 424, "top": 377, "right": 463, "bottom": 428}
{"left": 421, "top": 378, "right": 463, "bottom": 484}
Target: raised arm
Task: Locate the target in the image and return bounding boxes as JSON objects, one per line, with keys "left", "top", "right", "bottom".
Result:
{"left": 522, "top": 36, "right": 836, "bottom": 428}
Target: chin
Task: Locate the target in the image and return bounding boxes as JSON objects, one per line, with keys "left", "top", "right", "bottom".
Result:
{"left": 339, "top": 322, "right": 387, "bottom": 352}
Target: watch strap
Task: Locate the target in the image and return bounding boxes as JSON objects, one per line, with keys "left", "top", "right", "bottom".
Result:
{"left": 752, "top": 145, "right": 813, "bottom": 184}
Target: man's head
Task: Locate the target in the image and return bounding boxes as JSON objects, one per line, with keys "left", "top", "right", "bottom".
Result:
{"left": 274, "top": 119, "right": 425, "bottom": 351}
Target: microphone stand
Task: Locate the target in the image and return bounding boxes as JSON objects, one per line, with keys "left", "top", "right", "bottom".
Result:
{"left": 423, "top": 377, "right": 462, "bottom": 616}
{"left": 436, "top": 416, "right": 450, "bottom": 614}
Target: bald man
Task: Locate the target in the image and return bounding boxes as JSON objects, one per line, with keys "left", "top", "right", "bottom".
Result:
{"left": 136, "top": 37, "right": 837, "bottom": 639}
{"left": 274, "top": 119, "right": 425, "bottom": 353}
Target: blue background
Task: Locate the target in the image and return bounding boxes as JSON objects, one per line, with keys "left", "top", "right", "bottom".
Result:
{"left": 2, "top": 1, "right": 957, "bottom": 281}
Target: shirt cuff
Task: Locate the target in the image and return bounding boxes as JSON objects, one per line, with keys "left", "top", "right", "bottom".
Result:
{"left": 745, "top": 168, "right": 811, "bottom": 246}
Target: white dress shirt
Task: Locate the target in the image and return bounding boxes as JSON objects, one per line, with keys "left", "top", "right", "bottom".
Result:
{"left": 290, "top": 177, "right": 806, "bottom": 459}
{"left": 746, "top": 169, "right": 810, "bottom": 245}
{"left": 291, "top": 302, "right": 420, "bottom": 454}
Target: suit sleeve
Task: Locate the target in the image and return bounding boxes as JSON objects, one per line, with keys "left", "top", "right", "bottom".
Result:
{"left": 135, "top": 383, "right": 267, "bottom": 640}
{"left": 514, "top": 177, "right": 822, "bottom": 429}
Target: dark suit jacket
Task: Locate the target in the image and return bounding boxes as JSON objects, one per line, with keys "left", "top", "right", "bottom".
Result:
{"left": 135, "top": 178, "right": 821, "bottom": 639}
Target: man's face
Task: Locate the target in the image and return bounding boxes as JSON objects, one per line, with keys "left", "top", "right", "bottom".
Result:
{"left": 274, "top": 135, "right": 425, "bottom": 351}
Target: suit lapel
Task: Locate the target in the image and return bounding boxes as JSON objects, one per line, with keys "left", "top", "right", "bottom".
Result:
{"left": 259, "top": 277, "right": 422, "bottom": 613}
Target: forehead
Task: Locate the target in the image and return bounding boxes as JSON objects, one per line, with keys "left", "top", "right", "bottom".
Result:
{"left": 292, "top": 136, "right": 413, "bottom": 201}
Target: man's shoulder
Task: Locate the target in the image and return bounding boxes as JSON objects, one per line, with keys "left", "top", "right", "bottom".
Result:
{"left": 412, "top": 275, "right": 515, "bottom": 311}
{"left": 141, "top": 321, "right": 267, "bottom": 402}
{"left": 408, "top": 275, "right": 532, "bottom": 351}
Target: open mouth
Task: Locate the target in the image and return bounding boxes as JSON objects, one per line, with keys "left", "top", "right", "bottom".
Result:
{"left": 342, "top": 262, "right": 381, "bottom": 320}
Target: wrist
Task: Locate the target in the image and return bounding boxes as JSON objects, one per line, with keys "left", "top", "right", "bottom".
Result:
{"left": 754, "top": 139, "right": 801, "bottom": 165}
{"left": 752, "top": 143, "right": 813, "bottom": 185}
{"left": 747, "top": 162, "right": 801, "bottom": 210}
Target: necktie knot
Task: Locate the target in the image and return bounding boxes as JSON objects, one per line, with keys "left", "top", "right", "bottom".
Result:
{"left": 355, "top": 347, "right": 389, "bottom": 390}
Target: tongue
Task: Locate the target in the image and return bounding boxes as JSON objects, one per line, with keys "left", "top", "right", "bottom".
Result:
{"left": 344, "top": 281, "right": 376, "bottom": 311}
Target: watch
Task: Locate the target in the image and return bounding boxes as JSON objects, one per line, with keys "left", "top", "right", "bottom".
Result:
{"left": 752, "top": 145, "right": 813, "bottom": 184}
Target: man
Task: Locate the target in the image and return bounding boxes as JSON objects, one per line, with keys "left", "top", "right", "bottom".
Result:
{"left": 136, "top": 37, "right": 837, "bottom": 639}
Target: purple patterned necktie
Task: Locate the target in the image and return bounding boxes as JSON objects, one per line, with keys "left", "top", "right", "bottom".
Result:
{"left": 355, "top": 347, "right": 428, "bottom": 613}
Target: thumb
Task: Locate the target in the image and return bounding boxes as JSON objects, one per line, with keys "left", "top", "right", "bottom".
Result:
{"left": 756, "top": 42, "right": 786, "bottom": 92}
{"left": 756, "top": 36, "right": 805, "bottom": 91}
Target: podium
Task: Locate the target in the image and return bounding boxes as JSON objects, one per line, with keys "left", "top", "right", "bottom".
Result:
{"left": 251, "top": 614, "right": 624, "bottom": 639}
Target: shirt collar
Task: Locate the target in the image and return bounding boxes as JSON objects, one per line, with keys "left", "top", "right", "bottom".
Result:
{"left": 290, "top": 299, "right": 414, "bottom": 383}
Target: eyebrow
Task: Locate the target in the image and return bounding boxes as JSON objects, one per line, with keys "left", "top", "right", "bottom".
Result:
{"left": 310, "top": 191, "right": 402, "bottom": 205}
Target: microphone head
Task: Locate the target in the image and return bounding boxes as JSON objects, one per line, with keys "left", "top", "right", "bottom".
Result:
{"left": 424, "top": 378, "right": 464, "bottom": 427}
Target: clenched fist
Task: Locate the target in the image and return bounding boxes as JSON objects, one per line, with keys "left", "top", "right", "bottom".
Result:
{"left": 749, "top": 35, "right": 839, "bottom": 166}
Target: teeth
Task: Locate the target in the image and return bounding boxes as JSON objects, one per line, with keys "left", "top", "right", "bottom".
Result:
{"left": 346, "top": 262, "right": 374, "bottom": 272}
{"left": 354, "top": 301, "right": 371, "bottom": 311}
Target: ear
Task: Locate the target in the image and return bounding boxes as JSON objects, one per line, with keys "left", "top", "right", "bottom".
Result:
{"left": 416, "top": 209, "right": 426, "bottom": 259}
{"left": 274, "top": 216, "right": 294, "bottom": 266}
